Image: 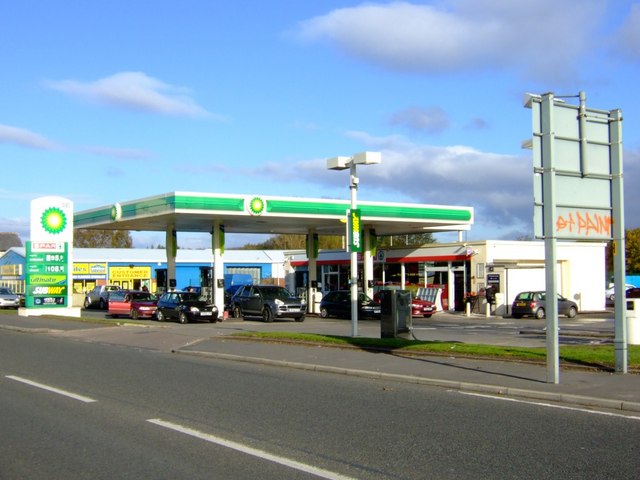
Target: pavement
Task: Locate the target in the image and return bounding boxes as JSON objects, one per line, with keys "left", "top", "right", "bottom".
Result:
{"left": 1, "top": 310, "right": 639, "bottom": 414}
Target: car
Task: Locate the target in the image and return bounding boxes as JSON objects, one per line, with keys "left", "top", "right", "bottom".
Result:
{"left": 0, "top": 287, "right": 21, "bottom": 308}
{"left": 605, "top": 283, "right": 635, "bottom": 303}
{"left": 511, "top": 291, "right": 578, "bottom": 319}
{"left": 107, "top": 290, "right": 158, "bottom": 319}
{"left": 155, "top": 290, "right": 218, "bottom": 324}
{"left": 319, "top": 290, "right": 381, "bottom": 319}
{"left": 376, "top": 289, "right": 436, "bottom": 318}
{"left": 231, "top": 285, "right": 305, "bottom": 322}
{"left": 181, "top": 286, "right": 201, "bottom": 294}
{"left": 84, "top": 285, "right": 122, "bottom": 310}
{"left": 626, "top": 288, "right": 640, "bottom": 298}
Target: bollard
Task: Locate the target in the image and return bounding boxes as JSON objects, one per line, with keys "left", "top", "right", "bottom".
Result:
{"left": 486, "top": 302, "right": 491, "bottom": 317}
{"left": 465, "top": 301, "right": 471, "bottom": 317}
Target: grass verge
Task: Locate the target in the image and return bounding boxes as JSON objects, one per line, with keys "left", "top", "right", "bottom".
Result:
{"left": 229, "top": 331, "right": 640, "bottom": 372}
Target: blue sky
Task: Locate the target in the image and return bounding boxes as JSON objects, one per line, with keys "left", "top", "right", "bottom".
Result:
{"left": 1, "top": 0, "right": 639, "bottom": 248}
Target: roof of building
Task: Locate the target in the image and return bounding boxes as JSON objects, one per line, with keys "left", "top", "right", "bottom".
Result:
{"left": 74, "top": 191, "right": 474, "bottom": 237}
{"left": 3, "top": 247, "right": 295, "bottom": 264}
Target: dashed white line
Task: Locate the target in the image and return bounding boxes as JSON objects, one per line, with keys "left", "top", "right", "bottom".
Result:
{"left": 459, "top": 391, "right": 640, "bottom": 420}
{"left": 6, "top": 375, "right": 97, "bottom": 403}
{"left": 147, "top": 418, "right": 357, "bottom": 480}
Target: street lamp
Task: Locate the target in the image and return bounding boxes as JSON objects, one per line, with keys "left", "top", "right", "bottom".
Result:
{"left": 327, "top": 151, "right": 381, "bottom": 336}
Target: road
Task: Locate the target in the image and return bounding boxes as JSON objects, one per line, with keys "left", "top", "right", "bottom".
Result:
{"left": 1, "top": 325, "right": 638, "bottom": 480}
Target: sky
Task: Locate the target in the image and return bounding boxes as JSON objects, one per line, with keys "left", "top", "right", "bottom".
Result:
{"left": 1, "top": 0, "right": 639, "bottom": 249}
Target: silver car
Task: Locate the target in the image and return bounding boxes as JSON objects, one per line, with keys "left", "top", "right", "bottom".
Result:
{"left": 0, "top": 287, "right": 21, "bottom": 308}
{"left": 84, "top": 285, "right": 122, "bottom": 309}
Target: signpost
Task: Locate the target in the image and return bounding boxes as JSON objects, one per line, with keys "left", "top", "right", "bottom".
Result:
{"left": 525, "top": 92, "right": 625, "bottom": 382}
{"left": 21, "top": 196, "right": 79, "bottom": 317}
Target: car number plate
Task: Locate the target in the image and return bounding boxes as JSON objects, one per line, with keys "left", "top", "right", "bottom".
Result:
{"left": 516, "top": 302, "right": 526, "bottom": 307}
{"left": 200, "top": 311, "right": 212, "bottom": 316}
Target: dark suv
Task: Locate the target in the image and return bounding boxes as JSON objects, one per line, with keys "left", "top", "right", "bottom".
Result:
{"left": 231, "top": 285, "right": 306, "bottom": 322}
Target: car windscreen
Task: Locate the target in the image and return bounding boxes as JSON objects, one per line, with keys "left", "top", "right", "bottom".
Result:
{"left": 179, "top": 292, "right": 201, "bottom": 302}
{"left": 261, "top": 287, "right": 293, "bottom": 300}
{"left": 132, "top": 293, "right": 154, "bottom": 301}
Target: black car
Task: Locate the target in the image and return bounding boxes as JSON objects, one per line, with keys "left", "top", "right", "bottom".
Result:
{"left": 231, "top": 285, "right": 305, "bottom": 322}
{"left": 511, "top": 291, "right": 578, "bottom": 319}
{"left": 319, "top": 290, "right": 381, "bottom": 319}
{"left": 156, "top": 291, "right": 218, "bottom": 324}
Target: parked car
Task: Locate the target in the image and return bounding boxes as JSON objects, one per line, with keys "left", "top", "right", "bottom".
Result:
{"left": 155, "top": 291, "right": 218, "bottom": 324}
{"left": 107, "top": 290, "right": 158, "bottom": 320}
{"left": 376, "top": 289, "right": 436, "bottom": 318}
{"left": 84, "top": 285, "right": 122, "bottom": 310}
{"left": 626, "top": 288, "right": 640, "bottom": 298}
{"left": 511, "top": 291, "right": 578, "bottom": 319}
{"left": 0, "top": 287, "right": 21, "bottom": 308}
{"left": 319, "top": 290, "right": 381, "bottom": 319}
{"left": 605, "top": 283, "right": 635, "bottom": 303}
{"left": 231, "top": 285, "right": 305, "bottom": 322}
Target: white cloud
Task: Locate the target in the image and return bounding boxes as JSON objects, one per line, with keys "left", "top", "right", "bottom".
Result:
{"left": 82, "top": 145, "right": 154, "bottom": 160}
{"left": 46, "top": 71, "right": 214, "bottom": 118}
{"left": 235, "top": 133, "right": 533, "bottom": 236}
{"left": 389, "top": 106, "right": 450, "bottom": 134}
{"left": 0, "top": 124, "right": 62, "bottom": 150}
{"left": 294, "top": 0, "right": 606, "bottom": 82}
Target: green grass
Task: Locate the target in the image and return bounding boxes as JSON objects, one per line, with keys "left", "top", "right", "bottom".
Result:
{"left": 229, "top": 331, "right": 640, "bottom": 372}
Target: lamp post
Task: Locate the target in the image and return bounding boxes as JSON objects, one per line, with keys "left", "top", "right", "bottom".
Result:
{"left": 327, "top": 151, "right": 381, "bottom": 336}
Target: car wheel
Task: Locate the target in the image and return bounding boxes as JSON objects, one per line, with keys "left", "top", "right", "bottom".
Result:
{"left": 83, "top": 298, "right": 91, "bottom": 309}
{"left": 295, "top": 315, "right": 305, "bottom": 322}
{"left": 131, "top": 309, "right": 139, "bottom": 320}
{"left": 156, "top": 310, "right": 165, "bottom": 322}
{"left": 99, "top": 298, "right": 107, "bottom": 310}
{"left": 566, "top": 306, "right": 577, "bottom": 318}
{"left": 178, "top": 312, "right": 188, "bottom": 324}
{"left": 535, "top": 308, "right": 545, "bottom": 319}
{"left": 262, "top": 307, "right": 273, "bottom": 323}
{"left": 232, "top": 305, "right": 242, "bottom": 319}
{"left": 320, "top": 307, "right": 329, "bottom": 318}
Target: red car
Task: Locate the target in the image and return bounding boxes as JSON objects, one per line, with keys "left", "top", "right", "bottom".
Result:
{"left": 376, "top": 288, "right": 436, "bottom": 318}
{"left": 107, "top": 290, "right": 158, "bottom": 320}
{"left": 411, "top": 297, "right": 436, "bottom": 317}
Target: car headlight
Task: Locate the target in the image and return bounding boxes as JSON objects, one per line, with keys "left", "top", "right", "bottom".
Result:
{"left": 275, "top": 299, "right": 284, "bottom": 306}
{"left": 189, "top": 306, "right": 200, "bottom": 313}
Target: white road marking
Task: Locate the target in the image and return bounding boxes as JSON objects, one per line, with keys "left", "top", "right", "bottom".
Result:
{"left": 147, "top": 418, "right": 357, "bottom": 480}
{"left": 6, "top": 375, "right": 97, "bottom": 403}
{"left": 459, "top": 391, "right": 640, "bottom": 420}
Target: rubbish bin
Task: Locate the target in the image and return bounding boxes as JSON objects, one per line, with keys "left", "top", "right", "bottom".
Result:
{"left": 380, "top": 290, "right": 413, "bottom": 339}
{"left": 626, "top": 299, "right": 640, "bottom": 345}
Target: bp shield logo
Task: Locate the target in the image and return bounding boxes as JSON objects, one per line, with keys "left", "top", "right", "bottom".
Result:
{"left": 31, "top": 197, "right": 74, "bottom": 242}
{"left": 248, "top": 196, "right": 265, "bottom": 215}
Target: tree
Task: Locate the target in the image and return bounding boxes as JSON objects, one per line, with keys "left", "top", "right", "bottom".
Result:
{"left": 377, "top": 233, "right": 435, "bottom": 248}
{"left": 240, "top": 232, "right": 435, "bottom": 250}
{"left": 74, "top": 229, "right": 133, "bottom": 248}
{"left": 605, "top": 227, "right": 640, "bottom": 275}
{"left": 241, "top": 234, "right": 344, "bottom": 250}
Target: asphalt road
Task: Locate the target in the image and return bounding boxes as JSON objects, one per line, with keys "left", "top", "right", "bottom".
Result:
{"left": 1, "top": 325, "right": 638, "bottom": 480}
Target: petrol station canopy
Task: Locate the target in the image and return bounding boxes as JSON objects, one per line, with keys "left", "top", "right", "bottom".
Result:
{"left": 74, "top": 192, "right": 474, "bottom": 237}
